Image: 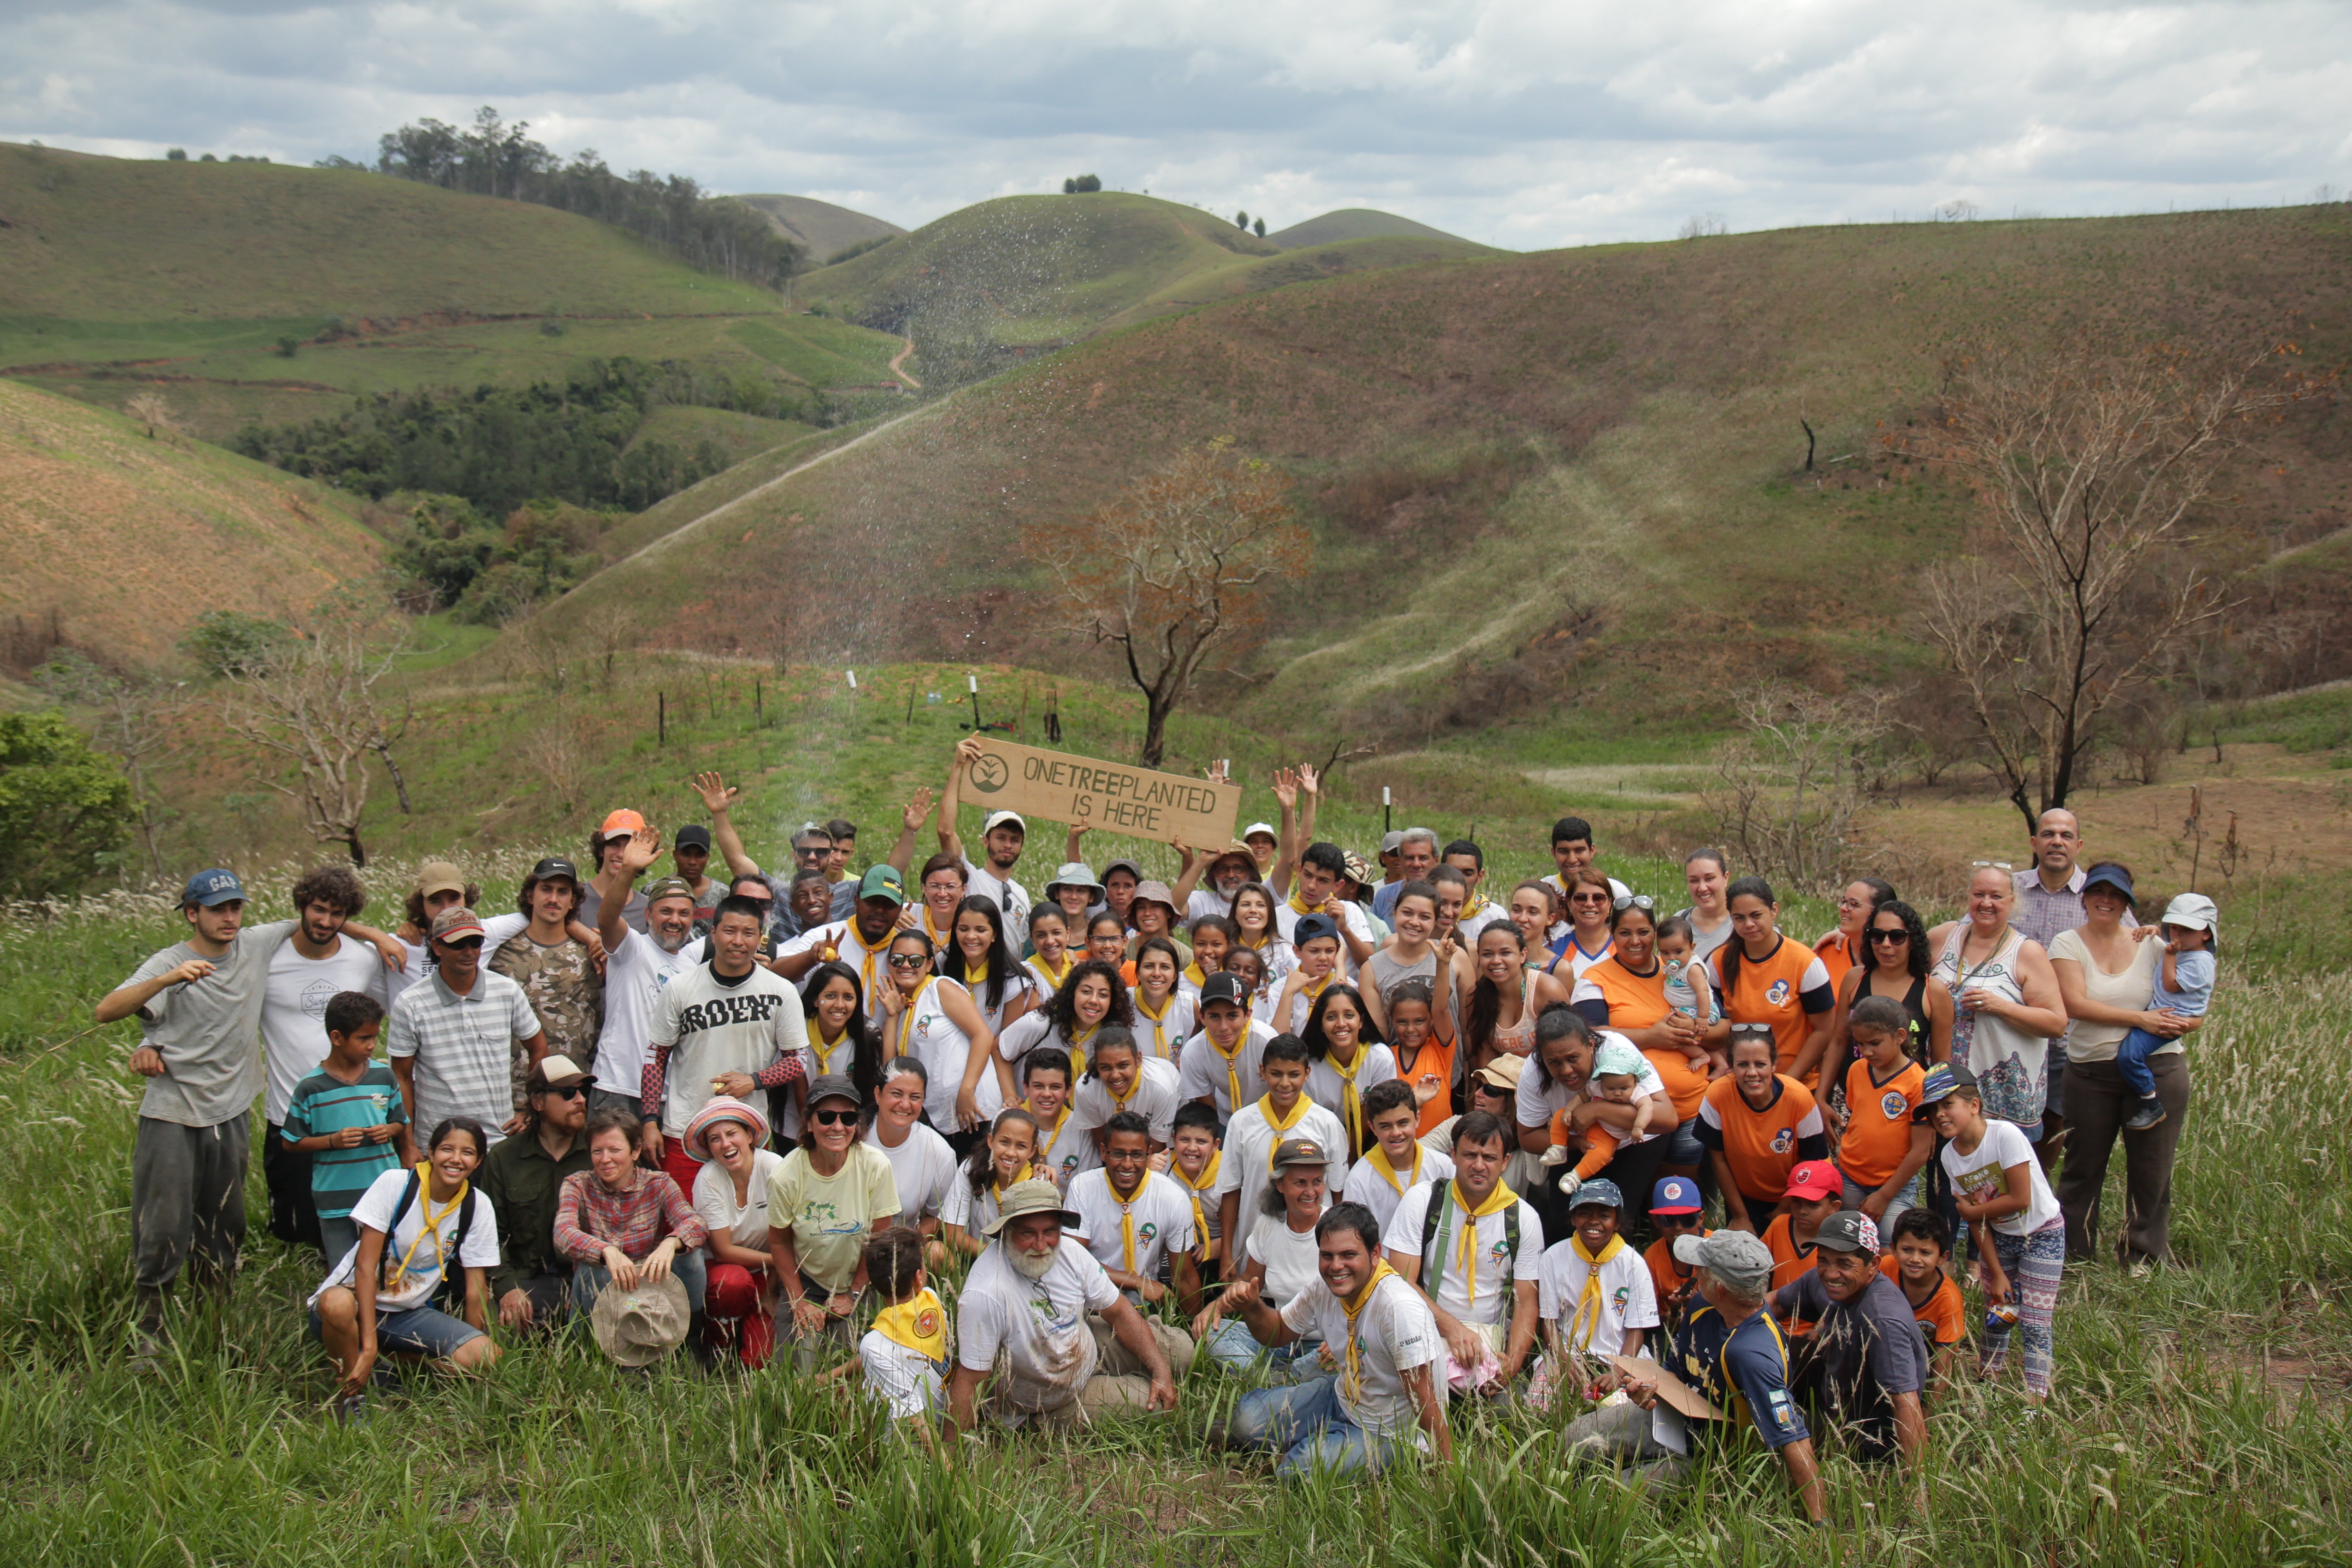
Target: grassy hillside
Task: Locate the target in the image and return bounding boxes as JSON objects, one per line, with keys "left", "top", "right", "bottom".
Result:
{"left": 539, "top": 205, "right": 2352, "bottom": 755}
{"left": 792, "top": 193, "right": 1283, "bottom": 372}
{"left": 1099, "top": 234, "right": 1504, "bottom": 330}
{"left": 1267, "top": 207, "right": 1475, "bottom": 249}
{"left": 0, "top": 379, "right": 382, "bottom": 662}
{"left": 735, "top": 194, "right": 904, "bottom": 264}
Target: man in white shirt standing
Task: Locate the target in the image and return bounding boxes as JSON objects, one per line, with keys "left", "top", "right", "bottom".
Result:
{"left": 1383, "top": 1110, "right": 1544, "bottom": 1400}
{"left": 1215, "top": 1201, "right": 1451, "bottom": 1476}
{"left": 936, "top": 737, "right": 1031, "bottom": 923}
{"left": 260, "top": 864, "right": 390, "bottom": 1252}
{"left": 591, "top": 828, "right": 706, "bottom": 1124}
{"left": 942, "top": 1181, "right": 1181, "bottom": 1440}
{"left": 640, "top": 892, "right": 810, "bottom": 1191}
{"left": 863, "top": 1059, "right": 959, "bottom": 1266}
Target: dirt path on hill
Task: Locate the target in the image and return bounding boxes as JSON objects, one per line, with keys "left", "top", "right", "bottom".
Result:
{"left": 890, "top": 338, "right": 921, "bottom": 390}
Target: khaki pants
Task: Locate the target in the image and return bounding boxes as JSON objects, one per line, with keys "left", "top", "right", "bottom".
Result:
{"left": 984, "top": 1319, "right": 1195, "bottom": 1429}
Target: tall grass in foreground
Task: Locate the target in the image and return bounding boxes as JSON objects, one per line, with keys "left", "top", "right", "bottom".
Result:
{"left": 0, "top": 904, "right": 2345, "bottom": 1564}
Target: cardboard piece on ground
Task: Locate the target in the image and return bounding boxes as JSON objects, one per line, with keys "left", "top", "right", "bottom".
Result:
{"left": 1609, "top": 1354, "right": 1725, "bottom": 1421}
{"left": 959, "top": 737, "right": 1239, "bottom": 849}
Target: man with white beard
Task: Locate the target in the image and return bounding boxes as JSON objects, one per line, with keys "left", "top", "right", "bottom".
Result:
{"left": 591, "top": 828, "right": 706, "bottom": 1126}
{"left": 941, "top": 1180, "right": 1182, "bottom": 1439}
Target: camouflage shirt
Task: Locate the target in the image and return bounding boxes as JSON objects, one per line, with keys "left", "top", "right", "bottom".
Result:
{"left": 490, "top": 934, "right": 604, "bottom": 1110}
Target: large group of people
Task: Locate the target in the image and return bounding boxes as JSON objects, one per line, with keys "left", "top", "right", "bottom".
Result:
{"left": 98, "top": 737, "right": 2215, "bottom": 1510}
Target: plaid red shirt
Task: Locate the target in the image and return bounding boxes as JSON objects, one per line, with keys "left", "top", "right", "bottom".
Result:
{"left": 554, "top": 1168, "right": 709, "bottom": 1263}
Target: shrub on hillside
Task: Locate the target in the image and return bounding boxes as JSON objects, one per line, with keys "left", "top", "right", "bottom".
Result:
{"left": 179, "top": 609, "right": 292, "bottom": 679}
{"left": 0, "top": 713, "right": 134, "bottom": 898}
{"left": 1063, "top": 175, "right": 1102, "bottom": 193}
{"left": 392, "top": 495, "right": 619, "bottom": 625}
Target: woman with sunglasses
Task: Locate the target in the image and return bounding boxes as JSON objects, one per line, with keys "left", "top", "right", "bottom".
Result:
{"left": 1823, "top": 900, "right": 1951, "bottom": 1082}
{"left": 1554, "top": 868, "right": 1619, "bottom": 984}
{"left": 767, "top": 1074, "right": 900, "bottom": 1362}
{"left": 874, "top": 931, "right": 1004, "bottom": 1148}
{"left": 1809, "top": 878, "right": 1897, "bottom": 995}
{"left": 1926, "top": 866, "right": 2068, "bottom": 1142}
{"left": 1568, "top": 897, "right": 1711, "bottom": 1180}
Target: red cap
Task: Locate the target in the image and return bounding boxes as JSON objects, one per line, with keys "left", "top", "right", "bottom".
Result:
{"left": 1783, "top": 1160, "right": 1842, "bottom": 1203}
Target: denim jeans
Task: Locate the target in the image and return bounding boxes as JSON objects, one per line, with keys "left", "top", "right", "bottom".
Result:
{"left": 1204, "top": 1319, "right": 1324, "bottom": 1381}
{"left": 568, "top": 1247, "right": 707, "bottom": 1315}
{"left": 1232, "top": 1375, "right": 1412, "bottom": 1478}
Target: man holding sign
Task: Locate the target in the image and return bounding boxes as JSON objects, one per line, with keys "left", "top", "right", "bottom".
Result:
{"left": 937, "top": 739, "right": 1032, "bottom": 923}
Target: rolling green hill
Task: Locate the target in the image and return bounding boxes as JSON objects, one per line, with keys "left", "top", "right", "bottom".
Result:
{"left": 537, "top": 206, "right": 2352, "bottom": 757}
{"left": 734, "top": 194, "right": 905, "bottom": 265}
{"left": 1100, "top": 233, "right": 1504, "bottom": 330}
{"left": 1266, "top": 208, "right": 1477, "bottom": 250}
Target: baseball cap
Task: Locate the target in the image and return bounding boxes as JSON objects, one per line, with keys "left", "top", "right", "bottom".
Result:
{"left": 2161, "top": 892, "right": 2218, "bottom": 934}
{"left": 1380, "top": 831, "right": 1406, "bottom": 855}
{"left": 1813, "top": 1211, "right": 1881, "bottom": 1255}
{"left": 1293, "top": 912, "right": 1338, "bottom": 946}
{"left": 1650, "top": 1176, "right": 1702, "bottom": 1215}
{"left": 527, "top": 1054, "right": 595, "bottom": 1092}
{"left": 982, "top": 809, "right": 1026, "bottom": 835}
{"left": 1242, "top": 822, "right": 1278, "bottom": 842}
{"left": 527, "top": 856, "right": 580, "bottom": 886}
{"left": 1915, "top": 1061, "right": 1976, "bottom": 1119}
{"left": 1200, "top": 972, "right": 1250, "bottom": 1009}
{"left": 805, "top": 1073, "right": 861, "bottom": 1112}
{"left": 1568, "top": 1178, "right": 1624, "bottom": 1213}
{"left": 984, "top": 1177, "right": 1082, "bottom": 1235}
{"left": 1101, "top": 858, "right": 1143, "bottom": 885}
{"left": 673, "top": 825, "right": 711, "bottom": 852}
{"left": 857, "top": 865, "right": 907, "bottom": 906}
{"left": 414, "top": 861, "right": 466, "bottom": 898}
{"left": 1783, "top": 1160, "right": 1842, "bottom": 1203}
{"left": 1271, "top": 1137, "right": 1328, "bottom": 1172}
{"left": 180, "top": 867, "right": 245, "bottom": 907}
{"left": 1673, "top": 1229, "right": 1773, "bottom": 1296}
{"left": 429, "top": 905, "right": 486, "bottom": 942}
{"left": 1045, "top": 862, "right": 1104, "bottom": 898}
{"left": 595, "top": 808, "right": 647, "bottom": 843}
{"left": 643, "top": 876, "right": 695, "bottom": 905}
{"left": 2081, "top": 861, "right": 2136, "bottom": 907}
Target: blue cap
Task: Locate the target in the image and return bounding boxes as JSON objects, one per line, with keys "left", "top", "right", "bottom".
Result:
{"left": 181, "top": 868, "right": 245, "bottom": 907}
{"left": 2081, "top": 861, "right": 2136, "bottom": 908}
{"left": 1569, "top": 1178, "right": 1625, "bottom": 1212}
{"left": 1293, "top": 912, "right": 1338, "bottom": 946}
{"left": 1915, "top": 1061, "right": 1975, "bottom": 1121}
{"left": 1650, "top": 1176, "right": 1702, "bottom": 1214}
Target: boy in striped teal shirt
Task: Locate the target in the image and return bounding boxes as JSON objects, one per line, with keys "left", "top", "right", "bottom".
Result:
{"left": 281, "top": 992, "right": 415, "bottom": 1267}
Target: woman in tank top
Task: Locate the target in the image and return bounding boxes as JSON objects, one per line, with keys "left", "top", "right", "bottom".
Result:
{"left": 1927, "top": 867, "right": 2067, "bottom": 1138}
{"left": 1459, "top": 921, "right": 1567, "bottom": 1073}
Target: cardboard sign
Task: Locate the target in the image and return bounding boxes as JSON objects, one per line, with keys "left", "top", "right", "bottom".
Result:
{"left": 1609, "top": 1355, "right": 1725, "bottom": 1422}
{"left": 960, "top": 737, "right": 1240, "bottom": 849}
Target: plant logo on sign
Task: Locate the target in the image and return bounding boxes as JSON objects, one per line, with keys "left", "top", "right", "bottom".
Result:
{"left": 968, "top": 754, "right": 1010, "bottom": 794}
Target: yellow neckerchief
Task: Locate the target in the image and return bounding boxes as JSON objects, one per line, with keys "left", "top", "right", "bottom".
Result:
{"left": 921, "top": 905, "right": 954, "bottom": 948}
{"left": 810, "top": 1024, "right": 852, "bottom": 1078}
{"left": 1028, "top": 951, "right": 1073, "bottom": 993}
{"left": 1259, "top": 1092, "right": 1313, "bottom": 1169}
{"left": 1287, "top": 887, "right": 1320, "bottom": 919}
{"left": 962, "top": 960, "right": 992, "bottom": 990}
{"left": 1202, "top": 1025, "right": 1250, "bottom": 1112}
{"left": 1181, "top": 960, "right": 1210, "bottom": 990}
{"left": 1294, "top": 970, "right": 1335, "bottom": 1017}
{"left": 1172, "top": 1150, "right": 1220, "bottom": 1258}
{"left": 1063, "top": 1019, "right": 1098, "bottom": 1078}
{"left": 872, "top": 1285, "right": 947, "bottom": 1365}
{"left": 1236, "top": 926, "right": 1274, "bottom": 951}
{"left": 1107, "top": 1171, "right": 1156, "bottom": 1273}
{"left": 1338, "top": 1259, "right": 1401, "bottom": 1405}
{"left": 1362, "top": 1139, "right": 1424, "bottom": 1196}
{"left": 1430, "top": 1178, "right": 1518, "bottom": 1312}
{"left": 1134, "top": 989, "right": 1178, "bottom": 1059}
{"left": 1563, "top": 1231, "right": 1630, "bottom": 1353}
{"left": 1323, "top": 1040, "right": 1371, "bottom": 1151}
{"left": 1025, "top": 1100, "right": 1076, "bottom": 1169}
{"left": 892, "top": 978, "right": 936, "bottom": 1062}
{"left": 384, "top": 1163, "right": 466, "bottom": 1292}
{"left": 988, "top": 1160, "right": 1039, "bottom": 1201}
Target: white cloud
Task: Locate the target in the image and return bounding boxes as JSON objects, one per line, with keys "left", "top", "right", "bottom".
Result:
{"left": 2, "top": 0, "right": 2347, "bottom": 247}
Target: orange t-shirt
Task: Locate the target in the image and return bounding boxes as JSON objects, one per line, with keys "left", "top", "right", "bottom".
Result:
{"left": 1577, "top": 956, "right": 1709, "bottom": 1120}
{"left": 1394, "top": 1037, "right": 1459, "bottom": 1137}
{"left": 1698, "top": 1073, "right": 1825, "bottom": 1202}
{"left": 1644, "top": 1230, "right": 1708, "bottom": 1323}
{"left": 1712, "top": 936, "right": 1836, "bottom": 1085}
{"left": 1813, "top": 930, "right": 1861, "bottom": 995}
{"left": 1837, "top": 1057, "right": 1926, "bottom": 1188}
{"left": 1762, "top": 1212, "right": 1822, "bottom": 1293}
{"left": 1878, "top": 1254, "right": 1965, "bottom": 1348}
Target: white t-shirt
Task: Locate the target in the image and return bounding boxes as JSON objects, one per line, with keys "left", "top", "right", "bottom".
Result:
{"left": 647, "top": 959, "right": 810, "bottom": 1137}
{"left": 939, "top": 1172, "right": 1004, "bottom": 1236}
{"left": 1304, "top": 1044, "right": 1399, "bottom": 1134}
{"left": 1383, "top": 1180, "right": 1545, "bottom": 1327}
{"left": 955, "top": 1238, "right": 1122, "bottom": 1410}
{"left": 1128, "top": 991, "right": 1195, "bottom": 1066}
{"left": 1243, "top": 1209, "right": 1327, "bottom": 1307}
{"left": 1214, "top": 1098, "right": 1352, "bottom": 1234}
{"left": 693, "top": 1148, "right": 788, "bottom": 1249}
{"left": 595, "top": 928, "right": 704, "bottom": 1101}
{"left": 1536, "top": 1238, "right": 1660, "bottom": 1357}
{"left": 1514, "top": 1029, "right": 1664, "bottom": 1136}
{"left": 1941, "top": 1118, "right": 2061, "bottom": 1238}
{"left": 1029, "top": 1105, "right": 1098, "bottom": 1188}
{"left": 2046, "top": 928, "right": 2173, "bottom": 1063}
{"left": 260, "top": 934, "right": 389, "bottom": 1124}
{"left": 1185, "top": 887, "right": 1235, "bottom": 926}
{"left": 1279, "top": 1272, "right": 1441, "bottom": 1440}
{"left": 776, "top": 920, "right": 891, "bottom": 1024}
{"left": 962, "top": 857, "right": 1031, "bottom": 927}
{"left": 1071, "top": 1056, "right": 1183, "bottom": 1145}
{"left": 311, "top": 1166, "right": 502, "bottom": 1313}
{"left": 891, "top": 978, "right": 1004, "bottom": 1128}
{"left": 865, "top": 1119, "right": 959, "bottom": 1220}
{"left": 859, "top": 1324, "right": 946, "bottom": 1419}
{"left": 1176, "top": 1019, "right": 1278, "bottom": 1116}
{"left": 1274, "top": 899, "right": 1375, "bottom": 977}
{"left": 1067, "top": 1168, "right": 1197, "bottom": 1282}
{"left": 1341, "top": 1146, "right": 1456, "bottom": 1236}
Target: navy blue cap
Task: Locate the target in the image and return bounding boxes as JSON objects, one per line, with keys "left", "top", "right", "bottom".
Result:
{"left": 1650, "top": 1175, "right": 1702, "bottom": 1214}
{"left": 2081, "top": 861, "right": 2135, "bottom": 908}
{"left": 1293, "top": 912, "right": 1338, "bottom": 946}
{"left": 181, "top": 868, "right": 245, "bottom": 907}
{"left": 1568, "top": 1178, "right": 1625, "bottom": 1212}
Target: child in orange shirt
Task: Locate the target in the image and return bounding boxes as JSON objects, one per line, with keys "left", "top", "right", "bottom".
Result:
{"left": 1880, "top": 1207, "right": 1965, "bottom": 1399}
{"left": 1834, "top": 996, "right": 1933, "bottom": 1231}
{"left": 1761, "top": 1159, "right": 1842, "bottom": 1302}
{"left": 1641, "top": 1175, "right": 1708, "bottom": 1334}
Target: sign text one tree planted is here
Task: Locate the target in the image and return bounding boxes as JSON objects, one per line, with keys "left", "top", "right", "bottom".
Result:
{"left": 960, "top": 737, "right": 1239, "bottom": 848}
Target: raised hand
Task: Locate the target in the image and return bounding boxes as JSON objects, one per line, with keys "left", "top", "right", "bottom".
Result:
{"left": 1297, "top": 764, "right": 1321, "bottom": 796}
{"left": 621, "top": 825, "right": 662, "bottom": 874}
{"left": 690, "top": 771, "right": 740, "bottom": 814}
{"left": 902, "top": 787, "right": 936, "bottom": 834}
{"left": 1269, "top": 768, "right": 1298, "bottom": 810}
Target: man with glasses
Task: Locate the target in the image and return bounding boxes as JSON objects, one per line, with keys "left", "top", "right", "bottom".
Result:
{"left": 477, "top": 1053, "right": 597, "bottom": 1332}
{"left": 386, "top": 905, "right": 548, "bottom": 1146}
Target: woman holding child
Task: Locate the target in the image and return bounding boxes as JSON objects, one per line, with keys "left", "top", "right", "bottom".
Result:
{"left": 1568, "top": 899, "right": 1714, "bottom": 1179}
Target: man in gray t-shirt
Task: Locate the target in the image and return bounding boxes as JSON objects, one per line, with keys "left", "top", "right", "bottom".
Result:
{"left": 96, "top": 868, "right": 397, "bottom": 1359}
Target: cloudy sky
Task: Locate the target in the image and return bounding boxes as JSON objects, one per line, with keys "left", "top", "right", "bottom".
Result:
{"left": 5, "top": 0, "right": 2348, "bottom": 248}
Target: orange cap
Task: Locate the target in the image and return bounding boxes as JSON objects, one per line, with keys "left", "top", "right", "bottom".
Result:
{"left": 597, "top": 808, "right": 648, "bottom": 840}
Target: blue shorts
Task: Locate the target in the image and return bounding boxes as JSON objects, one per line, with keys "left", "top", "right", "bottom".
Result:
{"left": 309, "top": 1298, "right": 484, "bottom": 1359}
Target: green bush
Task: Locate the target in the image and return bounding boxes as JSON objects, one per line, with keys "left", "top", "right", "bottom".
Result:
{"left": 0, "top": 714, "right": 134, "bottom": 898}
{"left": 178, "top": 608, "right": 291, "bottom": 679}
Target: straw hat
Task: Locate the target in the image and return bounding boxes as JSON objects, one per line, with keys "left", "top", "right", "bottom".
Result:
{"left": 590, "top": 1274, "right": 692, "bottom": 1367}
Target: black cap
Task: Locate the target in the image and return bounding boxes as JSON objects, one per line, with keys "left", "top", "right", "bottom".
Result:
{"left": 674, "top": 825, "right": 712, "bottom": 852}
{"left": 1813, "top": 1210, "right": 1880, "bottom": 1254}
{"left": 529, "top": 857, "right": 580, "bottom": 885}
{"left": 1200, "top": 972, "right": 1249, "bottom": 1007}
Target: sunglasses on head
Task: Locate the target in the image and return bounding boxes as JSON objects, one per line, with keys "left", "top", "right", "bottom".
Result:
{"left": 437, "top": 936, "right": 485, "bottom": 951}
{"left": 1612, "top": 894, "right": 1656, "bottom": 912}
{"left": 809, "top": 1107, "right": 860, "bottom": 1127}
{"left": 1970, "top": 860, "right": 2015, "bottom": 872}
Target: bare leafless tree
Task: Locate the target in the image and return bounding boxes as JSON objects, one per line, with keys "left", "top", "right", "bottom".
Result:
{"left": 35, "top": 652, "right": 193, "bottom": 878}
{"left": 122, "top": 390, "right": 181, "bottom": 442}
{"left": 216, "top": 587, "right": 414, "bottom": 866}
{"left": 1917, "top": 337, "right": 2315, "bottom": 832}
{"left": 1702, "top": 686, "right": 1894, "bottom": 893}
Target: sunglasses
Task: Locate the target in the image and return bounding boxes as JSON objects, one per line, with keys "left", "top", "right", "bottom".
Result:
{"left": 1570, "top": 893, "right": 1612, "bottom": 906}
{"left": 887, "top": 953, "right": 931, "bottom": 969}
{"left": 1651, "top": 1212, "right": 1702, "bottom": 1228}
{"left": 1867, "top": 928, "right": 1911, "bottom": 944}
{"left": 1970, "top": 860, "right": 2015, "bottom": 871}
{"left": 1612, "top": 894, "right": 1657, "bottom": 912}
{"left": 809, "top": 1107, "right": 860, "bottom": 1127}
{"left": 436, "top": 936, "right": 485, "bottom": 951}
{"left": 539, "top": 1084, "right": 587, "bottom": 1100}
